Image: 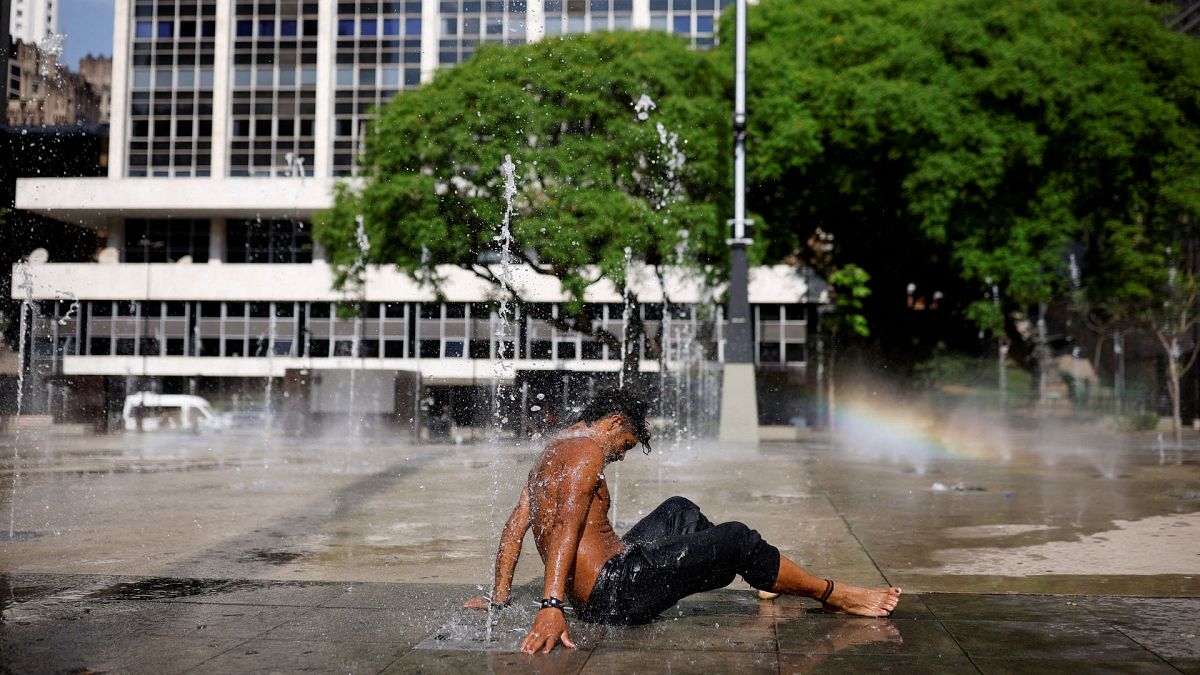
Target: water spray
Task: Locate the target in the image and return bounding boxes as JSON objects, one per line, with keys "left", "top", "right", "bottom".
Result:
{"left": 9, "top": 261, "right": 35, "bottom": 538}
{"left": 485, "top": 154, "right": 520, "bottom": 641}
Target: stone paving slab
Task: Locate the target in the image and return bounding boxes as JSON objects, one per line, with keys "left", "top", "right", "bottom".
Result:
{"left": 4, "top": 574, "right": 1200, "bottom": 674}
{"left": 2, "top": 431, "right": 1198, "bottom": 672}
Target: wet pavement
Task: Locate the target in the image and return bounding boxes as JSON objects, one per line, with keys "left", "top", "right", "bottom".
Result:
{"left": 2, "top": 417, "right": 1199, "bottom": 673}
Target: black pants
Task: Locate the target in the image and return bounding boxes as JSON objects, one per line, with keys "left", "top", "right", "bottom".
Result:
{"left": 577, "top": 496, "right": 781, "bottom": 625}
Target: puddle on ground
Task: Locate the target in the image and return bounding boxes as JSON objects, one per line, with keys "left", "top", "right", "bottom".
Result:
{"left": 0, "top": 531, "right": 48, "bottom": 541}
{"left": 942, "top": 524, "right": 1059, "bottom": 539}
{"left": 239, "top": 549, "right": 304, "bottom": 565}
{"left": 916, "top": 512, "right": 1200, "bottom": 576}
{"left": 85, "top": 577, "right": 239, "bottom": 601}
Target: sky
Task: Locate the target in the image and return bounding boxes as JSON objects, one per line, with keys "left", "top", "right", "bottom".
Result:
{"left": 59, "top": 0, "right": 114, "bottom": 68}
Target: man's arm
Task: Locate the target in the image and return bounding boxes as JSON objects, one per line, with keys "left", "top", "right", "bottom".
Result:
{"left": 521, "top": 446, "right": 603, "bottom": 654}
{"left": 490, "top": 485, "right": 531, "bottom": 605}
{"left": 465, "top": 485, "right": 531, "bottom": 608}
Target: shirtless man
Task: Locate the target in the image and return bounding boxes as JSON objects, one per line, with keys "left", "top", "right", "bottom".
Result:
{"left": 465, "top": 388, "right": 901, "bottom": 654}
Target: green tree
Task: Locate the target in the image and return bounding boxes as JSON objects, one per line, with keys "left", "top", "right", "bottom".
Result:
{"left": 1149, "top": 248, "right": 1200, "bottom": 447}
{"left": 1086, "top": 216, "right": 1200, "bottom": 445}
{"left": 823, "top": 263, "right": 871, "bottom": 428}
{"left": 315, "top": 32, "right": 729, "bottom": 376}
{"left": 729, "top": 0, "right": 1200, "bottom": 372}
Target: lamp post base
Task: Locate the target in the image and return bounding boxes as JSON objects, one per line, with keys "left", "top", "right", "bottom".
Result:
{"left": 718, "top": 362, "right": 759, "bottom": 445}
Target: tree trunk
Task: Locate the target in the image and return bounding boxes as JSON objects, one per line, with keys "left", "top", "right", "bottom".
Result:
{"left": 1168, "top": 347, "right": 1183, "bottom": 447}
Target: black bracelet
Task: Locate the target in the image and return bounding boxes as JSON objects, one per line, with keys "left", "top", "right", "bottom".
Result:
{"left": 540, "top": 597, "right": 566, "bottom": 612}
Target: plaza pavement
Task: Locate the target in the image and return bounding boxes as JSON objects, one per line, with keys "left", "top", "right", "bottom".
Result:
{"left": 1, "top": 421, "right": 1198, "bottom": 673}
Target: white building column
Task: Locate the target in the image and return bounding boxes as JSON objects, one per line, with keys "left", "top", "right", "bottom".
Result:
{"left": 527, "top": 0, "right": 545, "bottom": 43}
{"left": 209, "top": 218, "right": 226, "bottom": 262}
{"left": 314, "top": 0, "right": 335, "bottom": 176}
{"left": 420, "top": 0, "right": 439, "bottom": 84}
{"left": 105, "top": 216, "right": 125, "bottom": 257}
{"left": 632, "top": 0, "right": 650, "bottom": 30}
{"left": 107, "top": 0, "right": 131, "bottom": 177}
{"left": 210, "top": 0, "right": 232, "bottom": 176}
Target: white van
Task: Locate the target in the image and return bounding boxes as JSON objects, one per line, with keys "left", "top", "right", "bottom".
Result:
{"left": 122, "top": 392, "right": 219, "bottom": 432}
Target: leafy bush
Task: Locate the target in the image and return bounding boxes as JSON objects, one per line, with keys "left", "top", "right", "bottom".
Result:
{"left": 1124, "top": 411, "right": 1160, "bottom": 432}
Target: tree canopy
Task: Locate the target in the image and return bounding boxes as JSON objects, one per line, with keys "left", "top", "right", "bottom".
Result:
{"left": 316, "top": 0, "right": 1200, "bottom": 377}
{"left": 315, "top": 31, "right": 729, "bottom": 310}
{"left": 729, "top": 0, "right": 1200, "bottom": 360}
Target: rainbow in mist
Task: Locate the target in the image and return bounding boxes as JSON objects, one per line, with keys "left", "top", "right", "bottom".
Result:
{"left": 833, "top": 398, "right": 1012, "bottom": 467}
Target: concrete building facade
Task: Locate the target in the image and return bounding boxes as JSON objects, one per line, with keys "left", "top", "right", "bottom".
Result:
{"left": 11, "top": 0, "right": 818, "bottom": 431}
{"left": 7, "top": 0, "right": 55, "bottom": 45}
{"left": 5, "top": 39, "right": 108, "bottom": 126}
{"left": 78, "top": 53, "right": 113, "bottom": 123}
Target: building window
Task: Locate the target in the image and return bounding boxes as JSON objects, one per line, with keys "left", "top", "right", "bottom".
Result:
{"left": 226, "top": 219, "right": 313, "bottom": 263}
{"left": 126, "top": 0, "right": 217, "bottom": 177}
{"left": 124, "top": 219, "right": 211, "bottom": 263}
{"left": 332, "top": 1, "right": 427, "bottom": 177}
{"left": 229, "top": 0, "right": 318, "bottom": 177}
{"left": 754, "top": 304, "right": 806, "bottom": 365}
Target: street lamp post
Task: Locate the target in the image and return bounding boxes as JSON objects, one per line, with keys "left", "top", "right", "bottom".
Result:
{"left": 718, "top": 0, "right": 759, "bottom": 444}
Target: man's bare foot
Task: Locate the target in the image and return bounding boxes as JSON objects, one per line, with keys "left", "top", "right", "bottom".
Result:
{"left": 822, "top": 582, "right": 902, "bottom": 617}
{"left": 757, "top": 590, "right": 780, "bottom": 600}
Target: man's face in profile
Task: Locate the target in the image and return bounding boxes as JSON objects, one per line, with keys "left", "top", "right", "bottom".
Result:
{"left": 608, "top": 415, "right": 640, "bottom": 461}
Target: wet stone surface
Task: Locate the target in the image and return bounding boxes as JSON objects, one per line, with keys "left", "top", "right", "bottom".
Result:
{"left": 4, "top": 578, "right": 1200, "bottom": 673}
{"left": 1, "top": 429, "right": 1199, "bottom": 671}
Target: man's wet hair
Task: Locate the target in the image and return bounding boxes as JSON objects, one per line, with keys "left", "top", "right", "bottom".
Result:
{"left": 577, "top": 387, "right": 652, "bottom": 454}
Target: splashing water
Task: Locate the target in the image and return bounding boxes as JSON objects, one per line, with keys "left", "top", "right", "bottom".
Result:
{"left": 637, "top": 99, "right": 716, "bottom": 449}
{"left": 494, "top": 154, "right": 518, "bottom": 344}
{"left": 633, "top": 94, "right": 656, "bottom": 121}
{"left": 653, "top": 123, "right": 685, "bottom": 211}
{"left": 263, "top": 310, "right": 277, "bottom": 436}
{"left": 354, "top": 214, "right": 371, "bottom": 264}
{"left": 56, "top": 290, "right": 80, "bottom": 326}
{"left": 485, "top": 154, "right": 520, "bottom": 641}
{"left": 492, "top": 155, "right": 519, "bottom": 428}
{"left": 37, "top": 33, "right": 65, "bottom": 78}
{"left": 619, "top": 246, "right": 634, "bottom": 389}
{"left": 10, "top": 262, "right": 35, "bottom": 538}
{"left": 990, "top": 281, "right": 1007, "bottom": 409}
{"left": 348, "top": 214, "right": 371, "bottom": 454}
{"left": 14, "top": 263, "right": 33, "bottom": 416}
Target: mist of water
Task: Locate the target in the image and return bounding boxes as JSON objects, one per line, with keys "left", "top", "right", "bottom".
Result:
{"left": 484, "top": 154, "right": 520, "bottom": 641}
{"left": 833, "top": 383, "right": 1137, "bottom": 482}
{"left": 8, "top": 262, "right": 36, "bottom": 538}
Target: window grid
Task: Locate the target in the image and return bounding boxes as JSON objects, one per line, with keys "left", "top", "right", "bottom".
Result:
{"left": 438, "top": 0, "right": 527, "bottom": 68}
{"left": 333, "top": 1, "right": 425, "bottom": 177}
{"left": 124, "top": 218, "right": 212, "bottom": 263}
{"left": 230, "top": 1, "right": 319, "bottom": 176}
{"left": 648, "top": 0, "right": 729, "bottom": 48}
{"left": 70, "top": 301, "right": 804, "bottom": 364}
{"left": 754, "top": 304, "right": 807, "bottom": 365}
{"left": 543, "top": 0, "right": 632, "bottom": 36}
{"left": 128, "top": 0, "right": 217, "bottom": 177}
{"left": 226, "top": 218, "right": 314, "bottom": 263}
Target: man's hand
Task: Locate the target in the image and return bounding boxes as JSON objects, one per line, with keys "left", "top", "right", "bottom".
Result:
{"left": 521, "top": 608, "right": 576, "bottom": 654}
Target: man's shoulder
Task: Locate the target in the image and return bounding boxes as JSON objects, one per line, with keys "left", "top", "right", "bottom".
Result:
{"left": 541, "top": 434, "right": 603, "bottom": 467}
